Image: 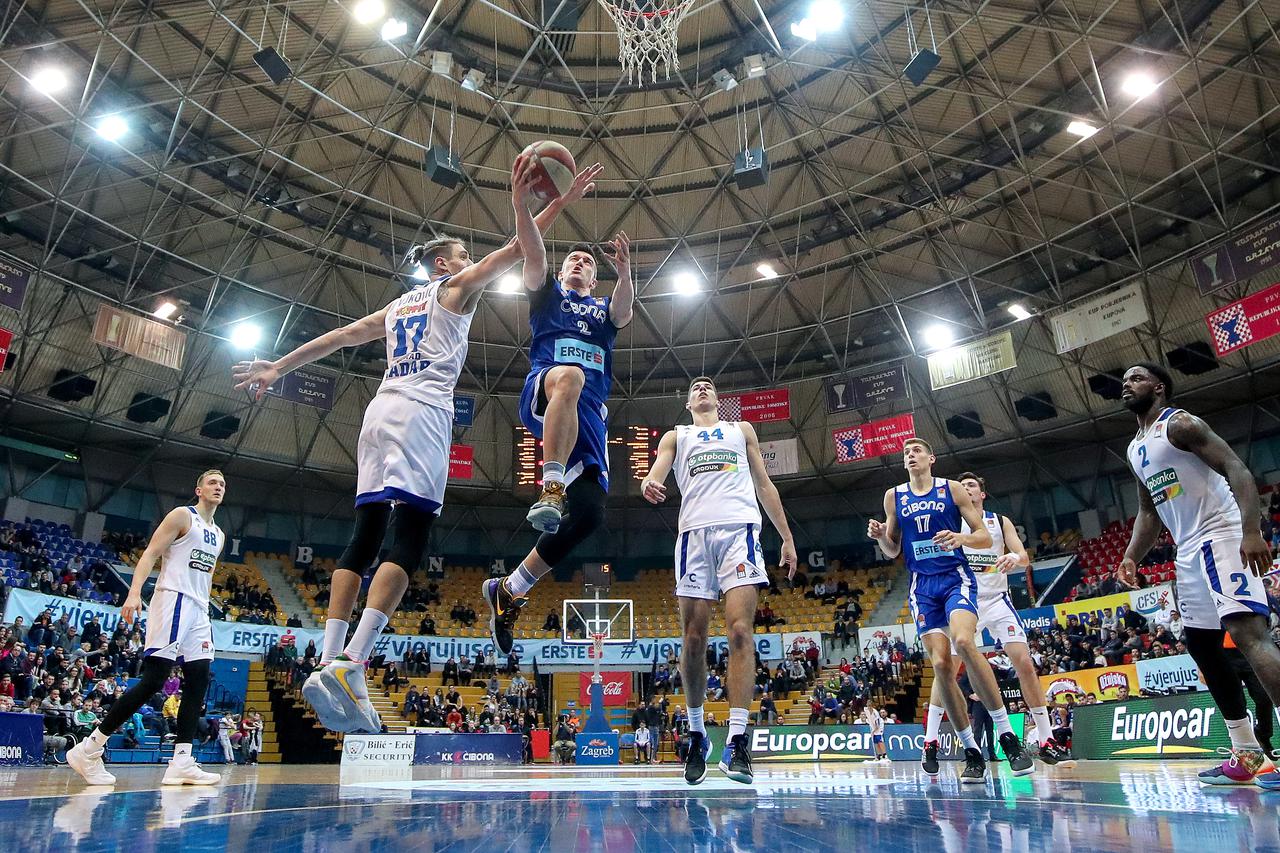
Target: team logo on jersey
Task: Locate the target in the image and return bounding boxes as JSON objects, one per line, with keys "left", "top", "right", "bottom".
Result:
{"left": 554, "top": 338, "right": 605, "bottom": 371}
{"left": 1144, "top": 468, "right": 1184, "bottom": 505}
{"left": 1007, "top": 625, "right": 1016, "bottom": 636}
{"left": 936, "top": 487, "right": 946, "bottom": 498}
{"left": 736, "top": 564, "right": 747, "bottom": 579}
{"left": 188, "top": 548, "right": 218, "bottom": 573}
{"left": 560, "top": 299, "right": 608, "bottom": 322}
{"left": 900, "top": 494, "right": 909, "bottom": 506}
{"left": 688, "top": 449, "right": 739, "bottom": 476}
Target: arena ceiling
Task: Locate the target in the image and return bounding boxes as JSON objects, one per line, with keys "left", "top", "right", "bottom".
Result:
{"left": 1, "top": 0, "right": 1279, "bottom": 524}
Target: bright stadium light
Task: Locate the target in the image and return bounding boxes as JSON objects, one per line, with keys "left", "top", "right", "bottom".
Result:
{"left": 95, "top": 114, "right": 128, "bottom": 142}
{"left": 152, "top": 301, "right": 179, "bottom": 320}
{"left": 381, "top": 17, "right": 408, "bottom": 41}
{"left": 790, "top": 19, "right": 818, "bottom": 41}
{"left": 922, "top": 324, "right": 955, "bottom": 351}
{"left": 674, "top": 272, "right": 701, "bottom": 296}
{"left": 809, "top": 0, "right": 844, "bottom": 31}
{"left": 230, "top": 322, "right": 262, "bottom": 350}
{"left": 1121, "top": 71, "right": 1159, "bottom": 99}
{"left": 352, "top": 0, "right": 386, "bottom": 26}
{"left": 411, "top": 264, "right": 431, "bottom": 281}
{"left": 756, "top": 263, "right": 778, "bottom": 279}
{"left": 1007, "top": 303, "right": 1032, "bottom": 321}
{"left": 497, "top": 274, "right": 521, "bottom": 294}
{"left": 1066, "top": 120, "right": 1099, "bottom": 139}
{"left": 30, "top": 66, "right": 69, "bottom": 97}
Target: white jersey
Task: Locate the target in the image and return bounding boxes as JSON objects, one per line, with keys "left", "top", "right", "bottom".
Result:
{"left": 378, "top": 278, "right": 473, "bottom": 413}
{"left": 154, "top": 506, "right": 224, "bottom": 604}
{"left": 672, "top": 421, "right": 762, "bottom": 533}
{"left": 867, "top": 712, "right": 884, "bottom": 735}
{"left": 962, "top": 510, "right": 1009, "bottom": 598}
{"left": 1126, "top": 407, "right": 1241, "bottom": 553}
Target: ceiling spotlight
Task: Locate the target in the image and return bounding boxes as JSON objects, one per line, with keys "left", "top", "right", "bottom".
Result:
{"left": 1121, "top": 71, "right": 1159, "bottom": 99}
{"left": 229, "top": 322, "right": 262, "bottom": 350}
{"left": 412, "top": 264, "right": 431, "bottom": 281}
{"left": 30, "top": 66, "right": 69, "bottom": 97}
{"left": 352, "top": 0, "right": 386, "bottom": 25}
{"left": 922, "top": 324, "right": 955, "bottom": 351}
{"left": 460, "top": 69, "right": 486, "bottom": 92}
{"left": 790, "top": 19, "right": 819, "bottom": 41}
{"left": 809, "top": 0, "right": 845, "bottom": 31}
{"left": 712, "top": 69, "right": 738, "bottom": 93}
{"left": 152, "top": 301, "right": 179, "bottom": 320}
{"left": 431, "top": 51, "right": 453, "bottom": 76}
{"left": 1007, "top": 303, "right": 1032, "bottom": 321}
{"left": 1066, "top": 120, "right": 1099, "bottom": 138}
{"left": 380, "top": 17, "right": 408, "bottom": 41}
{"left": 95, "top": 114, "right": 128, "bottom": 142}
{"left": 744, "top": 54, "right": 767, "bottom": 79}
{"left": 497, "top": 274, "right": 522, "bottom": 294}
{"left": 674, "top": 272, "right": 701, "bottom": 296}
{"left": 756, "top": 263, "right": 778, "bottom": 279}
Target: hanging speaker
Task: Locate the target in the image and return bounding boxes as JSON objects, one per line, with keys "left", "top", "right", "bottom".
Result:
{"left": 1166, "top": 341, "right": 1217, "bottom": 375}
{"left": 733, "top": 146, "right": 769, "bottom": 190}
{"left": 903, "top": 49, "right": 941, "bottom": 86}
{"left": 425, "top": 146, "right": 464, "bottom": 189}
{"left": 1015, "top": 391, "right": 1057, "bottom": 422}
{"left": 127, "top": 393, "right": 171, "bottom": 424}
{"left": 200, "top": 411, "right": 241, "bottom": 440}
{"left": 252, "top": 47, "right": 293, "bottom": 85}
{"left": 1087, "top": 371, "right": 1124, "bottom": 400}
{"left": 945, "top": 411, "right": 984, "bottom": 439}
{"left": 48, "top": 369, "right": 96, "bottom": 402}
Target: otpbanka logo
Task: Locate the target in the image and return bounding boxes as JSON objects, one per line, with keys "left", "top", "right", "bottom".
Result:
{"left": 1144, "top": 468, "right": 1183, "bottom": 505}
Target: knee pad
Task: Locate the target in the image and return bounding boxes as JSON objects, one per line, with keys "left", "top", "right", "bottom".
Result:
{"left": 535, "top": 478, "right": 606, "bottom": 567}
{"left": 384, "top": 504, "right": 436, "bottom": 575}
{"left": 338, "top": 502, "right": 392, "bottom": 573}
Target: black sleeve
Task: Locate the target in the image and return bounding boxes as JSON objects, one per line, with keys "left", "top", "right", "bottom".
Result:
{"left": 527, "top": 271, "right": 557, "bottom": 312}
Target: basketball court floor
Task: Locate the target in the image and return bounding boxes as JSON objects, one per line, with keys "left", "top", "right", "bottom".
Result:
{"left": 2, "top": 760, "right": 1275, "bottom": 852}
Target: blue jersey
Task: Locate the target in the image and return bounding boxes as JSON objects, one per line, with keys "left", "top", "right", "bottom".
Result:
{"left": 895, "top": 477, "right": 971, "bottom": 577}
{"left": 527, "top": 272, "right": 618, "bottom": 403}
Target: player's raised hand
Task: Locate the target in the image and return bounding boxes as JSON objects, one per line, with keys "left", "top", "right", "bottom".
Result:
{"left": 641, "top": 477, "right": 666, "bottom": 504}
{"left": 560, "top": 163, "right": 603, "bottom": 204}
{"left": 867, "top": 518, "right": 885, "bottom": 541}
{"left": 120, "top": 591, "right": 144, "bottom": 627}
{"left": 780, "top": 539, "right": 798, "bottom": 579}
{"left": 604, "top": 231, "right": 630, "bottom": 275}
{"left": 993, "top": 553, "right": 1022, "bottom": 574}
{"left": 511, "top": 152, "right": 540, "bottom": 209}
{"left": 232, "top": 359, "right": 280, "bottom": 401}
{"left": 1240, "top": 529, "right": 1273, "bottom": 577}
{"left": 932, "top": 530, "right": 961, "bottom": 551}
{"left": 1116, "top": 557, "right": 1138, "bottom": 588}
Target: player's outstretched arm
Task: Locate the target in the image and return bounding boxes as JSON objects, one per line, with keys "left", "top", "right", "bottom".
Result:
{"left": 1168, "top": 411, "right": 1272, "bottom": 575}
{"left": 605, "top": 231, "right": 633, "bottom": 328}
{"left": 868, "top": 489, "right": 901, "bottom": 558}
{"left": 512, "top": 153, "right": 548, "bottom": 291}
{"left": 1119, "top": 480, "right": 1162, "bottom": 587}
{"left": 640, "top": 430, "right": 677, "bottom": 505}
{"left": 232, "top": 307, "right": 389, "bottom": 401}
{"left": 123, "top": 507, "right": 191, "bottom": 626}
{"left": 741, "top": 422, "right": 796, "bottom": 577}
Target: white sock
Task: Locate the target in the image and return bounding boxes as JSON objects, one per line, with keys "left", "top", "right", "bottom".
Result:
{"left": 542, "top": 461, "right": 565, "bottom": 485}
{"left": 728, "top": 707, "right": 749, "bottom": 739}
{"left": 1030, "top": 707, "right": 1054, "bottom": 745}
{"left": 321, "top": 618, "right": 348, "bottom": 665}
{"left": 88, "top": 728, "right": 109, "bottom": 750}
{"left": 173, "top": 743, "right": 192, "bottom": 760}
{"left": 504, "top": 563, "right": 540, "bottom": 597}
{"left": 688, "top": 705, "right": 706, "bottom": 735}
{"left": 925, "top": 704, "right": 945, "bottom": 743}
{"left": 344, "top": 608, "right": 389, "bottom": 662}
{"left": 1226, "top": 717, "right": 1261, "bottom": 750}
{"left": 990, "top": 707, "right": 1014, "bottom": 738}
{"left": 957, "top": 726, "right": 979, "bottom": 750}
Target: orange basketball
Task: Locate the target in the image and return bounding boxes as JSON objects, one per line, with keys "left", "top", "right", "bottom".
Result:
{"left": 522, "top": 140, "right": 576, "bottom": 201}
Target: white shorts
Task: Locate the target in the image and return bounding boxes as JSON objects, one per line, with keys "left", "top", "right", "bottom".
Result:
{"left": 674, "top": 523, "right": 767, "bottom": 601}
{"left": 144, "top": 588, "right": 214, "bottom": 663}
{"left": 1175, "top": 534, "right": 1271, "bottom": 629}
{"left": 975, "top": 592, "right": 1027, "bottom": 646}
{"left": 355, "top": 392, "right": 451, "bottom": 515}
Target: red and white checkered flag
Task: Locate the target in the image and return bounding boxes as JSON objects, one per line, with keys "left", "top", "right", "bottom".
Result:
{"left": 833, "top": 426, "right": 865, "bottom": 463}
{"left": 717, "top": 394, "right": 742, "bottom": 421}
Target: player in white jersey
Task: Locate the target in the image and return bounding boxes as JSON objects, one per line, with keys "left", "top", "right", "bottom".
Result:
{"left": 67, "top": 470, "right": 227, "bottom": 787}
{"left": 864, "top": 703, "right": 888, "bottom": 763}
{"left": 232, "top": 155, "right": 603, "bottom": 733}
{"left": 1118, "top": 362, "right": 1280, "bottom": 789}
{"left": 641, "top": 377, "right": 797, "bottom": 785}
{"left": 919, "top": 472, "right": 1074, "bottom": 771}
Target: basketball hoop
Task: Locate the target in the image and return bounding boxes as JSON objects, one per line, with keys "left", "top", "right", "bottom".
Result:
{"left": 589, "top": 632, "right": 606, "bottom": 661}
{"left": 599, "top": 0, "right": 695, "bottom": 85}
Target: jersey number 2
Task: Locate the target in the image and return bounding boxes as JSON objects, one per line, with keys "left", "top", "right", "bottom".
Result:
{"left": 392, "top": 316, "right": 429, "bottom": 357}
{"left": 1138, "top": 446, "right": 1149, "bottom": 468}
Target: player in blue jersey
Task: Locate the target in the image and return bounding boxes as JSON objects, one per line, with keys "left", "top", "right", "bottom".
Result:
{"left": 867, "top": 438, "right": 1034, "bottom": 781}
{"left": 481, "top": 156, "right": 634, "bottom": 655}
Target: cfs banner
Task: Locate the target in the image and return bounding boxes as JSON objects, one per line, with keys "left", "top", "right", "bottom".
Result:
{"left": 580, "top": 672, "right": 632, "bottom": 707}
{"left": 718, "top": 388, "right": 790, "bottom": 423}
{"left": 341, "top": 734, "right": 418, "bottom": 767}
{"left": 758, "top": 438, "right": 800, "bottom": 477}
{"left": 927, "top": 331, "right": 1016, "bottom": 391}
{"left": 1128, "top": 583, "right": 1174, "bottom": 623}
{"left": 0, "top": 257, "right": 31, "bottom": 311}
{"left": 824, "top": 362, "right": 910, "bottom": 414}
{"left": 1205, "top": 280, "right": 1280, "bottom": 356}
{"left": 1041, "top": 664, "right": 1138, "bottom": 702}
{"left": 1050, "top": 282, "right": 1149, "bottom": 354}
{"left": 1191, "top": 212, "right": 1280, "bottom": 295}
{"left": 1135, "top": 654, "right": 1205, "bottom": 694}
{"left": 1070, "top": 691, "right": 1266, "bottom": 758}
{"left": 832, "top": 413, "right": 916, "bottom": 464}
{"left": 448, "top": 444, "right": 474, "bottom": 480}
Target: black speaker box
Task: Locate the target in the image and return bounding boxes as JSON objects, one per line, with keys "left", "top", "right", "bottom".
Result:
{"left": 425, "top": 146, "right": 464, "bottom": 189}
{"left": 945, "top": 411, "right": 985, "bottom": 439}
{"left": 201, "top": 411, "right": 241, "bottom": 440}
{"left": 1166, "top": 341, "right": 1217, "bottom": 375}
{"left": 253, "top": 47, "right": 293, "bottom": 85}
{"left": 1015, "top": 391, "right": 1057, "bottom": 422}
{"left": 1087, "top": 371, "right": 1124, "bottom": 400}
{"left": 127, "top": 393, "right": 172, "bottom": 424}
{"left": 903, "top": 48, "right": 941, "bottom": 86}
{"left": 48, "top": 369, "right": 96, "bottom": 402}
{"left": 733, "top": 146, "right": 769, "bottom": 190}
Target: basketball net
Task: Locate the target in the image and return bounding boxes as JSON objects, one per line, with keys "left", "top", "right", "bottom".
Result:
{"left": 589, "top": 632, "right": 606, "bottom": 684}
{"left": 598, "top": 0, "right": 694, "bottom": 85}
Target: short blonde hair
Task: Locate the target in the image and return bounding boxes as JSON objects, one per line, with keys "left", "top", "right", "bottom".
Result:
{"left": 903, "top": 438, "right": 933, "bottom": 454}
{"left": 196, "top": 469, "right": 225, "bottom": 489}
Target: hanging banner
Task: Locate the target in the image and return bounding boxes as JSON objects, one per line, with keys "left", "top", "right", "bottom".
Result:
{"left": 1205, "top": 280, "right": 1280, "bottom": 356}
{"left": 824, "top": 362, "right": 910, "bottom": 414}
{"left": 266, "top": 368, "right": 335, "bottom": 410}
{"left": 0, "top": 327, "right": 12, "bottom": 373}
{"left": 0, "top": 258, "right": 31, "bottom": 311}
{"left": 832, "top": 413, "right": 916, "bottom": 464}
{"left": 1050, "top": 282, "right": 1149, "bottom": 353}
{"left": 1040, "top": 663, "right": 1138, "bottom": 703}
{"left": 1191, "top": 212, "right": 1280, "bottom": 295}
{"left": 758, "top": 438, "right": 799, "bottom": 477}
{"left": 92, "top": 304, "right": 187, "bottom": 370}
{"left": 448, "top": 444, "right": 474, "bottom": 480}
{"left": 453, "top": 394, "right": 475, "bottom": 427}
{"left": 717, "top": 389, "right": 790, "bottom": 422}
{"left": 927, "top": 331, "right": 1016, "bottom": 391}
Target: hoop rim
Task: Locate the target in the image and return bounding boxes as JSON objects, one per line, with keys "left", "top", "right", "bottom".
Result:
{"left": 601, "top": 0, "right": 693, "bottom": 19}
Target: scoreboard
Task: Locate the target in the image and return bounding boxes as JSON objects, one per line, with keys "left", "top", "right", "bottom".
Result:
{"left": 512, "top": 425, "right": 660, "bottom": 497}
{"left": 512, "top": 425, "right": 543, "bottom": 499}
{"left": 614, "top": 425, "right": 660, "bottom": 488}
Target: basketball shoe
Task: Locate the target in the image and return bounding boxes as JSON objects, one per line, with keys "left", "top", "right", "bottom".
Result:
{"left": 1199, "top": 748, "right": 1271, "bottom": 786}
{"left": 718, "top": 734, "right": 753, "bottom": 784}
{"left": 684, "top": 731, "right": 712, "bottom": 785}
{"left": 67, "top": 739, "right": 116, "bottom": 786}
{"left": 1036, "top": 738, "right": 1076, "bottom": 768}
{"left": 920, "top": 740, "right": 940, "bottom": 776}
{"left": 999, "top": 732, "right": 1035, "bottom": 777}
{"left": 162, "top": 754, "right": 220, "bottom": 786}
{"left": 302, "top": 668, "right": 355, "bottom": 732}
{"left": 526, "top": 481, "right": 567, "bottom": 533}
{"left": 482, "top": 578, "right": 527, "bottom": 657}
{"left": 1254, "top": 769, "right": 1280, "bottom": 791}
{"left": 960, "top": 748, "right": 987, "bottom": 784}
{"left": 314, "top": 656, "right": 382, "bottom": 733}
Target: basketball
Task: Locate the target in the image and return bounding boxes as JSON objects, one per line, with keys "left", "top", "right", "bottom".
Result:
{"left": 522, "top": 140, "right": 576, "bottom": 202}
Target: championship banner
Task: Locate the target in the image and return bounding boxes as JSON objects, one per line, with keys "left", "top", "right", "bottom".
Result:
{"left": 758, "top": 438, "right": 799, "bottom": 477}
{"left": 0, "top": 327, "right": 12, "bottom": 373}
{"left": 1050, "top": 282, "right": 1149, "bottom": 353}
{"left": 717, "top": 388, "right": 790, "bottom": 422}
{"left": 0, "top": 258, "right": 31, "bottom": 311}
{"left": 1070, "top": 691, "right": 1264, "bottom": 758}
{"left": 579, "top": 671, "right": 631, "bottom": 707}
{"left": 265, "top": 368, "right": 335, "bottom": 410}
{"left": 92, "top": 303, "right": 187, "bottom": 370}
{"left": 453, "top": 394, "right": 475, "bottom": 427}
{"left": 1040, "top": 663, "right": 1137, "bottom": 702}
{"left": 1136, "top": 654, "right": 1206, "bottom": 694}
{"left": 824, "top": 362, "right": 910, "bottom": 414}
{"left": 1054, "top": 591, "right": 1131, "bottom": 627}
{"left": 833, "top": 413, "right": 915, "bottom": 464}
{"left": 1205, "top": 280, "right": 1280, "bottom": 356}
{"left": 927, "top": 331, "right": 1016, "bottom": 390}
{"left": 448, "top": 444, "right": 474, "bottom": 480}
{"left": 1191, "top": 212, "right": 1280, "bottom": 295}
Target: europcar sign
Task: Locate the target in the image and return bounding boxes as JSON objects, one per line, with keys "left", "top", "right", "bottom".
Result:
{"left": 703, "top": 721, "right": 1023, "bottom": 762}
{"left": 1071, "top": 692, "right": 1264, "bottom": 758}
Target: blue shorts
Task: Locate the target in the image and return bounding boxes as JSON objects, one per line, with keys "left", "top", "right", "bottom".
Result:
{"left": 520, "top": 367, "right": 611, "bottom": 490}
{"left": 909, "top": 568, "right": 979, "bottom": 636}
{"left": 872, "top": 734, "right": 884, "bottom": 746}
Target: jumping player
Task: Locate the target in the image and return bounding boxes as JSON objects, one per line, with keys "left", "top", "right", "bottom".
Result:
{"left": 1118, "top": 362, "right": 1280, "bottom": 789}
{"left": 640, "top": 377, "right": 797, "bottom": 785}
{"left": 919, "top": 472, "right": 1074, "bottom": 768}
{"left": 233, "top": 154, "right": 601, "bottom": 732}
{"left": 867, "top": 439, "right": 1033, "bottom": 782}
{"left": 67, "top": 470, "right": 227, "bottom": 786}
{"left": 482, "top": 174, "right": 634, "bottom": 655}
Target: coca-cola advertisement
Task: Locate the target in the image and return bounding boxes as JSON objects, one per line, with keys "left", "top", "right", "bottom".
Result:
{"left": 580, "top": 671, "right": 632, "bottom": 707}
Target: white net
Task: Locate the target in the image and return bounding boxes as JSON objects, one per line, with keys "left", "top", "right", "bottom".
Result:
{"left": 598, "top": 0, "right": 695, "bottom": 85}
